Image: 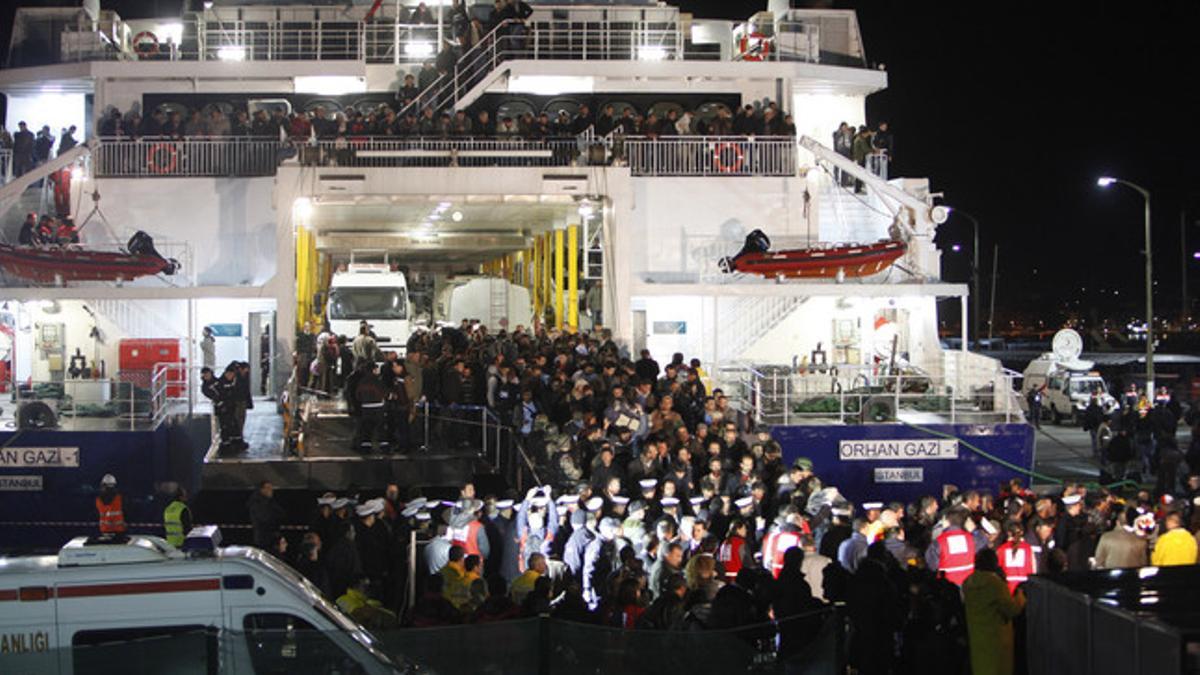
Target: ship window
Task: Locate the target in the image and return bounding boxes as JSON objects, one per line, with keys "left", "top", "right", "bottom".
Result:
{"left": 496, "top": 98, "right": 536, "bottom": 122}
{"left": 648, "top": 101, "right": 684, "bottom": 121}
{"left": 542, "top": 97, "right": 581, "bottom": 120}
{"left": 242, "top": 613, "right": 365, "bottom": 675}
{"left": 328, "top": 287, "right": 408, "bottom": 320}
{"left": 73, "top": 625, "right": 216, "bottom": 675}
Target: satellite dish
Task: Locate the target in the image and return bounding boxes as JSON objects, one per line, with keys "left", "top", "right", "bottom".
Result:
{"left": 1051, "top": 329, "right": 1083, "bottom": 362}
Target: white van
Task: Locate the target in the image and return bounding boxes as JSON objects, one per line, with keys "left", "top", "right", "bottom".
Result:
{"left": 327, "top": 263, "right": 411, "bottom": 349}
{"left": 0, "top": 528, "right": 416, "bottom": 675}
{"left": 1022, "top": 355, "right": 1116, "bottom": 424}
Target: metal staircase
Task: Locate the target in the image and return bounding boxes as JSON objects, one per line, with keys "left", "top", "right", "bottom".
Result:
{"left": 90, "top": 299, "right": 188, "bottom": 341}
{"left": 716, "top": 295, "right": 807, "bottom": 363}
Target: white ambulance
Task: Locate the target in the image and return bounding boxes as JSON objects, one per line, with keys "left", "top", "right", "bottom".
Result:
{"left": 0, "top": 528, "right": 418, "bottom": 675}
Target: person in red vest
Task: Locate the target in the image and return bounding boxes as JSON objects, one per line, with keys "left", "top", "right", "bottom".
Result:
{"left": 449, "top": 498, "right": 491, "bottom": 564}
{"left": 763, "top": 505, "right": 805, "bottom": 579}
{"left": 717, "top": 517, "right": 751, "bottom": 582}
{"left": 995, "top": 521, "right": 1036, "bottom": 595}
{"left": 925, "top": 507, "right": 976, "bottom": 585}
{"left": 96, "top": 474, "right": 127, "bottom": 535}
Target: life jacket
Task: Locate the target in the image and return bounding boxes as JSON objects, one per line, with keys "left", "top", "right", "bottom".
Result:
{"left": 96, "top": 494, "right": 126, "bottom": 534}
{"left": 717, "top": 535, "right": 747, "bottom": 580}
{"left": 936, "top": 528, "right": 975, "bottom": 585}
{"left": 450, "top": 519, "right": 484, "bottom": 560}
{"left": 769, "top": 529, "right": 802, "bottom": 579}
{"left": 996, "top": 540, "right": 1036, "bottom": 594}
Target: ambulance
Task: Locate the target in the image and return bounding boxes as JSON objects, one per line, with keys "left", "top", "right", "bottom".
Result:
{"left": 0, "top": 528, "right": 419, "bottom": 675}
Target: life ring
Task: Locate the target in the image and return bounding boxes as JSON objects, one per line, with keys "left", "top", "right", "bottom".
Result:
{"left": 712, "top": 142, "right": 744, "bottom": 173}
{"left": 146, "top": 143, "right": 177, "bottom": 174}
{"left": 133, "top": 31, "right": 160, "bottom": 58}
{"left": 739, "top": 33, "right": 770, "bottom": 61}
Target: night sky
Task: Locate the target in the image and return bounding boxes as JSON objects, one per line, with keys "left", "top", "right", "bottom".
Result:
{"left": 4, "top": 0, "right": 1200, "bottom": 327}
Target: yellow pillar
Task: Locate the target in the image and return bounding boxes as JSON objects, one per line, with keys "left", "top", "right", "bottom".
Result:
{"left": 543, "top": 232, "right": 552, "bottom": 325}
{"left": 554, "top": 229, "right": 565, "bottom": 330}
{"left": 568, "top": 224, "right": 579, "bottom": 333}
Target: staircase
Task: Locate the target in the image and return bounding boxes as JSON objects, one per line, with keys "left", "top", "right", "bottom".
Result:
{"left": 398, "top": 20, "right": 521, "bottom": 118}
{"left": 90, "top": 299, "right": 188, "bottom": 342}
{"left": 716, "top": 295, "right": 807, "bottom": 363}
{"left": 813, "top": 170, "right": 894, "bottom": 244}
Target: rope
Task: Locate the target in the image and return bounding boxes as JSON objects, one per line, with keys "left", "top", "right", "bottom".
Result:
{"left": 900, "top": 421, "right": 1140, "bottom": 492}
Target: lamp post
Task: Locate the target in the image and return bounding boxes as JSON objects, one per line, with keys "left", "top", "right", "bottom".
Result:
{"left": 1098, "top": 176, "right": 1154, "bottom": 395}
{"left": 947, "top": 207, "right": 981, "bottom": 348}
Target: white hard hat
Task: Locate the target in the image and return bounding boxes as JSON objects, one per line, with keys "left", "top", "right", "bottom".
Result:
{"left": 100, "top": 474, "right": 117, "bottom": 487}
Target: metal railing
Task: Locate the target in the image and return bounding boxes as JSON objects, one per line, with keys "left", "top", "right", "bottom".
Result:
{"left": 7, "top": 378, "right": 153, "bottom": 431}
{"left": 93, "top": 136, "right": 280, "bottom": 178}
{"left": 295, "top": 136, "right": 587, "bottom": 168}
{"left": 623, "top": 135, "right": 797, "bottom": 176}
{"left": 149, "top": 361, "right": 189, "bottom": 427}
{"left": 0, "top": 149, "right": 12, "bottom": 184}
{"left": 721, "top": 361, "right": 1022, "bottom": 427}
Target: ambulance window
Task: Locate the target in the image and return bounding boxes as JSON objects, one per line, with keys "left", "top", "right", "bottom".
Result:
{"left": 242, "top": 613, "right": 366, "bottom": 675}
{"left": 73, "top": 625, "right": 216, "bottom": 675}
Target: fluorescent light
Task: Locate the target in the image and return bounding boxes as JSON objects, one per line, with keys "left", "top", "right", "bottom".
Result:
{"left": 217, "top": 45, "right": 246, "bottom": 62}
{"left": 405, "top": 41, "right": 435, "bottom": 57}
{"left": 508, "top": 75, "right": 594, "bottom": 96}
{"left": 1097, "top": 176, "right": 1116, "bottom": 187}
{"left": 451, "top": 210, "right": 463, "bottom": 222}
{"left": 638, "top": 45, "right": 667, "bottom": 61}
{"left": 159, "top": 23, "right": 183, "bottom": 44}
{"left": 293, "top": 197, "right": 313, "bottom": 220}
{"left": 294, "top": 76, "right": 366, "bottom": 96}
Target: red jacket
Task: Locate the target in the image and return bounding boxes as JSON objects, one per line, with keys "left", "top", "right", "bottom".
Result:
{"left": 451, "top": 519, "right": 485, "bottom": 561}
{"left": 764, "top": 528, "right": 802, "bottom": 579}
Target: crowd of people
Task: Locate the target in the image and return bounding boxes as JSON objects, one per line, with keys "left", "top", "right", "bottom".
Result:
{"left": 0, "top": 121, "right": 78, "bottom": 177}
{"left": 224, "top": 324, "right": 1200, "bottom": 674}
{"left": 832, "top": 120, "right": 893, "bottom": 189}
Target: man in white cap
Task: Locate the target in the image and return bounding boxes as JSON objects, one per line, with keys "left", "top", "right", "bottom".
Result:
{"left": 563, "top": 499, "right": 599, "bottom": 582}
{"left": 484, "top": 497, "right": 520, "bottom": 583}
{"left": 96, "top": 474, "right": 126, "bottom": 536}
{"left": 449, "top": 498, "right": 490, "bottom": 564}
{"left": 583, "top": 516, "right": 627, "bottom": 609}
{"left": 356, "top": 498, "right": 390, "bottom": 598}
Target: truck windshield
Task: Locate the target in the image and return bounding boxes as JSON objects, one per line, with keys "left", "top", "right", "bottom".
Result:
{"left": 1070, "top": 378, "right": 1106, "bottom": 395}
{"left": 329, "top": 287, "right": 406, "bottom": 321}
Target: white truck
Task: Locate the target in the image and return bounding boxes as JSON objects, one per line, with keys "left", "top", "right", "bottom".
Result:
{"left": 0, "top": 528, "right": 418, "bottom": 675}
{"left": 435, "top": 276, "right": 533, "bottom": 330}
{"left": 1021, "top": 329, "right": 1117, "bottom": 424}
{"left": 327, "top": 263, "right": 411, "bottom": 349}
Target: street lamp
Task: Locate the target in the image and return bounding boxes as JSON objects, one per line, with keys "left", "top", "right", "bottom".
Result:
{"left": 946, "top": 207, "right": 981, "bottom": 349}
{"left": 1097, "top": 176, "right": 1154, "bottom": 395}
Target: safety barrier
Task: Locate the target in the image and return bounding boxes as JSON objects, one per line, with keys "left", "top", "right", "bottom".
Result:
{"left": 93, "top": 137, "right": 281, "bottom": 177}
{"left": 624, "top": 136, "right": 798, "bottom": 177}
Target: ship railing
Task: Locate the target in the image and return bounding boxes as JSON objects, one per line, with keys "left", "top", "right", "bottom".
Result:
{"left": 93, "top": 136, "right": 281, "bottom": 178}
{"left": 150, "top": 362, "right": 190, "bottom": 428}
{"left": 292, "top": 136, "right": 589, "bottom": 168}
{"left": 0, "top": 149, "right": 12, "bottom": 185}
{"left": 623, "top": 135, "right": 798, "bottom": 177}
{"left": 7, "top": 379, "right": 155, "bottom": 431}
{"left": 722, "top": 362, "right": 1023, "bottom": 427}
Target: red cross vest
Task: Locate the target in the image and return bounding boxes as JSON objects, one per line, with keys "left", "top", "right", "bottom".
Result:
{"left": 450, "top": 519, "right": 484, "bottom": 561}
{"left": 768, "top": 530, "right": 802, "bottom": 579}
{"left": 96, "top": 494, "right": 126, "bottom": 534}
{"left": 936, "top": 529, "right": 975, "bottom": 586}
{"left": 717, "top": 535, "right": 747, "bottom": 580}
{"left": 996, "top": 540, "right": 1035, "bottom": 594}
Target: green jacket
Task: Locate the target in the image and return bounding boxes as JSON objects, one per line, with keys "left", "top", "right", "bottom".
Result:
{"left": 964, "top": 569, "right": 1026, "bottom": 675}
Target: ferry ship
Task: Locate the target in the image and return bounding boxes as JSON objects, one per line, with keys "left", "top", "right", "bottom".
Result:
{"left": 0, "top": 0, "right": 1032, "bottom": 548}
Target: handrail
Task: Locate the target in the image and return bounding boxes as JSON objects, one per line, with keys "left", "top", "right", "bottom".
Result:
{"left": 396, "top": 18, "right": 518, "bottom": 119}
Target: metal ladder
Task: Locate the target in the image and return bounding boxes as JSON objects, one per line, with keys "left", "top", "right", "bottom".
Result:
{"left": 582, "top": 214, "right": 604, "bottom": 279}
{"left": 488, "top": 278, "right": 509, "bottom": 326}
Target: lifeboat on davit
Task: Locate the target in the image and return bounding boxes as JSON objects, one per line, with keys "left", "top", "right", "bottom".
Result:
{"left": 0, "top": 231, "right": 179, "bottom": 284}
{"left": 719, "top": 229, "right": 906, "bottom": 280}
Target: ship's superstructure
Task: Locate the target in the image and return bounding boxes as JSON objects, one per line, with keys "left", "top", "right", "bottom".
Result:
{"left": 0, "top": 0, "right": 1031, "bottom": 541}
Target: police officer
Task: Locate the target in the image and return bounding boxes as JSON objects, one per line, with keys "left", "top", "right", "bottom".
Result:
{"left": 163, "top": 486, "right": 193, "bottom": 547}
{"left": 214, "top": 365, "right": 243, "bottom": 453}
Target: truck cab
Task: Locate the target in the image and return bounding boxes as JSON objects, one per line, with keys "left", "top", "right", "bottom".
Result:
{"left": 0, "top": 529, "right": 414, "bottom": 675}
{"left": 327, "top": 263, "right": 411, "bottom": 350}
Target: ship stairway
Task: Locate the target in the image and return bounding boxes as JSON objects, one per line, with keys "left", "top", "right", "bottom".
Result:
{"left": 716, "top": 295, "right": 809, "bottom": 363}
{"left": 813, "top": 170, "right": 895, "bottom": 246}
{"left": 90, "top": 299, "right": 187, "bottom": 344}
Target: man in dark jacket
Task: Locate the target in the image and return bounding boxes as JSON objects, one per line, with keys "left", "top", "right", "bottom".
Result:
{"left": 33, "top": 126, "right": 55, "bottom": 166}
{"left": 355, "top": 498, "right": 392, "bottom": 599}
{"left": 246, "top": 480, "right": 286, "bottom": 551}
{"left": 353, "top": 362, "right": 387, "bottom": 453}
{"left": 12, "top": 121, "right": 34, "bottom": 176}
